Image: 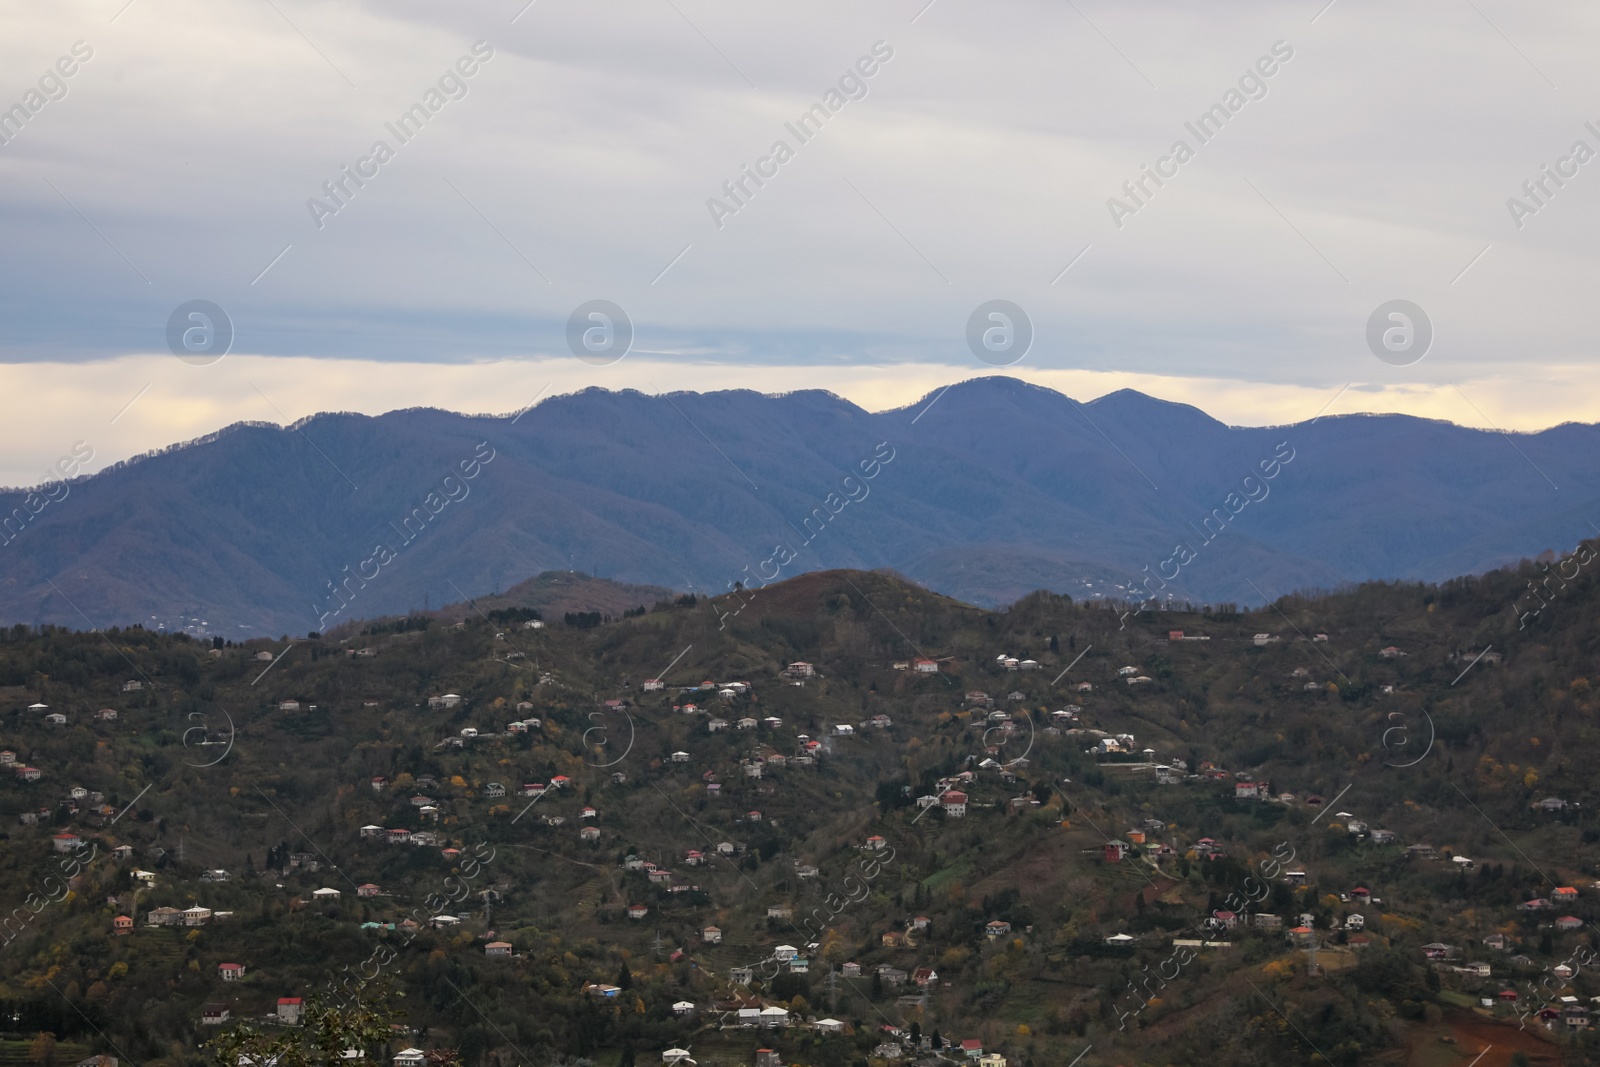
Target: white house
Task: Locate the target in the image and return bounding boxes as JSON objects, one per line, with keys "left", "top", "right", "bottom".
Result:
{"left": 393, "top": 1051, "right": 426, "bottom": 1067}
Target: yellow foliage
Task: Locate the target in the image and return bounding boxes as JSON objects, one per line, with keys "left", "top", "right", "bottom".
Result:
{"left": 1524, "top": 770, "right": 1539, "bottom": 788}
{"left": 1015, "top": 1024, "right": 1031, "bottom": 1036}
{"left": 939, "top": 946, "right": 972, "bottom": 969}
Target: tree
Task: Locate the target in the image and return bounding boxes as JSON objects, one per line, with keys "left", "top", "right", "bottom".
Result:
{"left": 210, "top": 984, "right": 402, "bottom": 1067}
{"left": 28, "top": 1032, "right": 56, "bottom": 1067}
{"left": 617, "top": 960, "right": 633, "bottom": 990}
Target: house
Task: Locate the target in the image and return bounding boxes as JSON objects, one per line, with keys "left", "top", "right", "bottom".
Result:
{"left": 111, "top": 915, "right": 132, "bottom": 935}
{"left": 1554, "top": 886, "right": 1580, "bottom": 902}
{"left": 17, "top": 767, "right": 40, "bottom": 781}
{"left": 200, "top": 1005, "right": 230, "bottom": 1025}
{"left": 1235, "top": 781, "right": 1261, "bottom": 800}
{"left": 218, "top": 962, "right": 245, "bottom": 981}
{"left": 785, "top": 662, "right": 815, "bottom": 678}
{"left": 1558, "top": 915, "right": 1584, "bottom": 931}
{"left": 51, "top": 832, "right": 83, "bottom": 853}
{"left": 913, "top": 659, "right": 939, "bottom": 673}
{"left": 1518, "top": 898, "right": 1552, "bottom": 911}
{"left": 44, "top": 713, "right": 66, "bottom": 726}
{"left": 702, "top": 926, "right": 722, "bottom": 944}
{"left": 482, "top": 782, "right": 505, "bottom": 798}
{"left": 986, "top": 920, "right": 1012, "bottom": 938}
{"left": 759, "top": 1006, "right": 790, "bottom": 1028}
{"left": 960, "top": 1039, "right": 984, "bottom": 1060}
{"left": 941, "top": 790, "right": 968, "bottom": 817}
{"left": 312, "top": 887, "right": 342, "bottom": 900}
{"left": 392, "top": 1051, "right": 426, "bottom": 1067}
{"left": 878, "top": 966, "right": 908, "bottom": 985}
{"left": 1351, "top": 887, "right": 1371, "bottom": 904}
{"left": 277, "top": 997, "right": 304, "bottom": 1025}
{"left": 485, "top": 941, "right": 513, "bottom": 958}
{"left": 1344, "top": 914, "right": 1365, "bottom": 931}
{"left": 774, "top": 944, "right": 798, "bottom": 960}
{"left": 789, "top": 957, "right": 810, "bottom": 974}
{"left": 1104, "top": 841, "right": 1128, "bottom": 862}
{"left": 1254, "top": 914, "right": 1283, "bottom": 930}
{"left": 357, "top": 884, "right": 381, "bottom": 898}
{"left": 913, "top": 966, "right": 938, "bottom": 986}
{"left": 184, "top": 906, "right": 212, "bottom": 926}
{"left": 123, "top": 678, "right": 146, "bottom": 689}
{"left": 627, "top": 904, "right": 649, "bottom": 920}
{"left": 95, "top": 708, "right": 118, "bottom": 721}
{"left": 1370, "top": 829, "right": 1397, "bottom": 845}
{"left": 1537, "top": 797, "right": 1570, "bottom": 812}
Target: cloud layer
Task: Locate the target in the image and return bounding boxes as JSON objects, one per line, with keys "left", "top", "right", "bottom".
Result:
{"left": 2, "top": 0, "right": 1597, "bottom": 480}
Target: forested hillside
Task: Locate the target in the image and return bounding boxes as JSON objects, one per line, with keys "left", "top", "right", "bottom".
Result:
{"left": 0, "top": 547, "right": 1598, "bottom": 1067}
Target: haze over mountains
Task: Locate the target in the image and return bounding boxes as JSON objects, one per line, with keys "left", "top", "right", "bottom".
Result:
{"left": 2, "top": 376, "right": 1595, "bottom": 637}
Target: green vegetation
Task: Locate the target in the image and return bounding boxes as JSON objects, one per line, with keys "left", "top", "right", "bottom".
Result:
{"left": 0, "top": 553, "right": 1598, "bottom": 1067}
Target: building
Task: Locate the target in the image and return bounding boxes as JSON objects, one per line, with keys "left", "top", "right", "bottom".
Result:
{"left": 392, "top": 1051, "right": 426, "bottom": 1067}
{"left": 941, "top": 791, "right": 968, "bottom": 817}
{"left": 485, "top": 941, "right": 513, "bottom": 958}
{"left": 986, "top": 920, "right": 1012, "bottom": 938}
{"left": 218, "top": 962, "right": 245, "bottom": 981}
{"left": 703, "top": 926, "right": 722, "bottom": 943}
{"left": 200, "top": 1005, "right": 230, "bottom": 1026}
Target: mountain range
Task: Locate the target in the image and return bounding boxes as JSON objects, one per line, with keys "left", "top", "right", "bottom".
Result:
{"left": 2, "top": 376, "right": 1596, "bottom": 636}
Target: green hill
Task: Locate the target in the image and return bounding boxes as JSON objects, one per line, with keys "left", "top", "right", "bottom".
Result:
{"left": 0, "top": 553, "right": 1598, "bottom": 1067}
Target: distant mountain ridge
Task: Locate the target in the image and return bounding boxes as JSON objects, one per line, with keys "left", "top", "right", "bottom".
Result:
{"left": 2, "top": 376, "right": 1597, "bottom": 636}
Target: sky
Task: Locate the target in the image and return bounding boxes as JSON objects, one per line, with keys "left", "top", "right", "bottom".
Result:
{"left": 2, "top": 0, "right": 1598, "bottom": 486}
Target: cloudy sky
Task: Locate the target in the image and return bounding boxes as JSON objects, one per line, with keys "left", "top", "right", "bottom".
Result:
{"left": 1, "top": 0, "right": 1596, "bottom": 486}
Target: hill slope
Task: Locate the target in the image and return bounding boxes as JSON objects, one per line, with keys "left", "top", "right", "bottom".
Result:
{"left": 1, "top": 555, "right": 1599, "bottom": 1065}
{"left": 5, "top": 377, "right": 1600, "bottom": 634}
